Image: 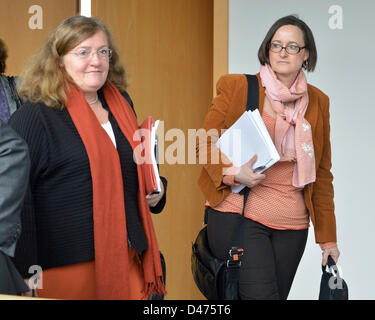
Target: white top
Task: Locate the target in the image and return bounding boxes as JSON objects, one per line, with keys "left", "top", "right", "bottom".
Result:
{"left": 101, "top": 121, "right": 117, "bottom": 148}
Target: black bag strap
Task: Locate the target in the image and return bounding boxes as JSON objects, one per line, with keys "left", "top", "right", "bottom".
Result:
{"left": 209, "top": 74, "right": 260, "bottom": 299}
{"left": 204, "top": 74, "right": 260, "bottom": 265}
{"left": 245, "top": 74, "right": 259, "bottom": 112}
{"left": 227, "top": 74, "right": 259, "bottom": 265}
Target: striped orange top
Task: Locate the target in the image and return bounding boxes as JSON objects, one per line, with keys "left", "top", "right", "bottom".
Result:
{"left": 213, "top": 111, "right": 309, "bottom": 230}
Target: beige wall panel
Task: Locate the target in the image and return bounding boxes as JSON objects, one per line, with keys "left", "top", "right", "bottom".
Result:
{"left": 0, "top": 0, "right": 78, "bottom": 75}
{"left": 213, "top": 0, "right": 228, "bottom": 93}
{"left": 93, "top": 0, "right": 213, "bottom": 299}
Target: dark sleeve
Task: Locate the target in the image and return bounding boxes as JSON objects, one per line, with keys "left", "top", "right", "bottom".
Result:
{"left": 8, "top": 103, "right": 49, "bottom": 278}
{"left": 149, "top": 176, "right": 167, "bottom": 214}
{"left": 0, "top": 120, "right": 30, "bottom": 257}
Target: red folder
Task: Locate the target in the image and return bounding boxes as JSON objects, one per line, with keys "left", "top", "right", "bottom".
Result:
{"left": 139, "top": 116, "right": 161, "bottom": 195}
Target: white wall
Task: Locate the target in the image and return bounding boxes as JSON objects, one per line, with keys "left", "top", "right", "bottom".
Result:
{"left": 229, "top": 0, "right": 375, "bottom": 299}
{"left": 80, "top": 0, "right": 91, "bottom": 17}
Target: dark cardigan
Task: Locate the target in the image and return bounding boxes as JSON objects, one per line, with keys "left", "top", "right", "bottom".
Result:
{"left": 9, "top": 91, "right": 167, "bottom": 278}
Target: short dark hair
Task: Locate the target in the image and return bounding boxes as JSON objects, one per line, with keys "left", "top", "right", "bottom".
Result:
{"left": 0, "top": 38, "right": 8, "bottom": 74}
{"left": 258, "top": 15, "right": 317, "bottom": 72}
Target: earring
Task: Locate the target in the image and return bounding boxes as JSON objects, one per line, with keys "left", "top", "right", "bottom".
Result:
{"left": 303, "top": 60, "right": 308, "bottom": 69}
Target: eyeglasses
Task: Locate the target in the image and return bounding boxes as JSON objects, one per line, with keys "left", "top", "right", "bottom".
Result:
{"left": 269, "top": 42, "right": 306, "bottom": 54}
{"left": 68, "top": 48, "right": 112, "bottom": 60}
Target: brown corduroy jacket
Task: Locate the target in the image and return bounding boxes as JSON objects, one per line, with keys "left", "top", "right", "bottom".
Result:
{"left": 197, "top": 73, "right": 336, "bottom": 243}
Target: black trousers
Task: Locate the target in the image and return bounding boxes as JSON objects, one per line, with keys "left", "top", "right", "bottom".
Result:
{"left": 207, "top": 208, "right": 308, "bottom": 300}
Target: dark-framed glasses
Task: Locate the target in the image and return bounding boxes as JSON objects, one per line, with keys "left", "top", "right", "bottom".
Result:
{"left": 69, "top": 48, "right": 112, "bottom": 60}
{"left": 269, "top": 42, "right": 305, "bottom": 54}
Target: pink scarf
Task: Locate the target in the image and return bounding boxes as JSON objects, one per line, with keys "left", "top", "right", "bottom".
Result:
{"left": 259, "top": 64, "right": 316, "bottom": 187}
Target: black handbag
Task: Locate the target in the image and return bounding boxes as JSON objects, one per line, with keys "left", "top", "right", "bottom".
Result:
{"left": 319, "top": 256, "right": 349, "bottom": 300}
{"left": 191, "top": 74, "right": 259, "bottom": 300}
{"left": 191, "top": 188, "right": 249, "bottom": 300}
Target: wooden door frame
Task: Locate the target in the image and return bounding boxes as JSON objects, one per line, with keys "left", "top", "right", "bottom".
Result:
{"left": 213, "top": 0, "right": 228, "bottom": 93}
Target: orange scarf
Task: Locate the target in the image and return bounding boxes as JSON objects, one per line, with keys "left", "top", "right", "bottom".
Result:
{"left": 65, "top": 81, "right": 165, "bottom": 300}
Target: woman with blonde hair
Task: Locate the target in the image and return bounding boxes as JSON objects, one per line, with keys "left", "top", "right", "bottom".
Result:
{"left": 9, "top": 15, "right": 167, "bottom": 300}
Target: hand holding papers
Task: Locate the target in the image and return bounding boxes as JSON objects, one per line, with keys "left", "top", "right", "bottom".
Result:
{"left": 216, "top": 109, "right": 280, "bottom": 193}
{"left": 139, "top": 116, "right": 161, "bottom": 195}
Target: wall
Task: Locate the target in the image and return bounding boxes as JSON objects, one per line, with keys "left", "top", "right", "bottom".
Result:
{"left": 92, "top": 0, "right": 214, "bottom": 299}
{"left": 213, "top": 0, "right": 228, "bottom": 95}
{"left": 228, "top": 0, "right": 375, "bottom": 299}
{"left": 0, "top": 0, "right": 78, "bottom": 75}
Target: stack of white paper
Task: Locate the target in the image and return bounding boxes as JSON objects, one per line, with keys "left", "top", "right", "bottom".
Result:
{"left": 216, "top": 109, "right": 280, "bottom": 193}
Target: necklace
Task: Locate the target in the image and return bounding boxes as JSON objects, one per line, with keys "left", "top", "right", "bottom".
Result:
{"left": 87, "top": 95, "right": 98, "bottom": 105}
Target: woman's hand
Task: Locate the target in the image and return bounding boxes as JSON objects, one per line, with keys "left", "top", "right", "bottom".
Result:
{"left": 146, "top": 180, "right": 165, "bottom": 207}
{"left": 322, "top": 246, "right": 340, "bottom": 266}
{"left": 234, "top": 154, "right": 266, "bottom": 188}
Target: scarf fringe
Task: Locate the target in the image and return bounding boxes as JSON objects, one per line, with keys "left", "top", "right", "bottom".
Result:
{"left": 143, "top": 277, "right": 167, "bottom": 299}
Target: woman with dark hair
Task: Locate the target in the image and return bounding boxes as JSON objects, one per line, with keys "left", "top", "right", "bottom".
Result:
{"left": 0, "top": 39, "right": 23, "bottom": 122}
{"left": 197, "top": 15, "right": 339, "bottom": 300}
{"left": 9, "top": 15, "right": 167, "bottom": 300}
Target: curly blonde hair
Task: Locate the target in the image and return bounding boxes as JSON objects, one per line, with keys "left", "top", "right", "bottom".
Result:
{"left": 17, "top": 15, "right": 128, "bottom": 109}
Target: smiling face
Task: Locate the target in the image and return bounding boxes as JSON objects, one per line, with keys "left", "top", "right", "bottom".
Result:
{"left": 61, "top": 30, "right": 109, "bottom": 97}
{"left": 269, "top": 25, "right": 309, "bottom": 79}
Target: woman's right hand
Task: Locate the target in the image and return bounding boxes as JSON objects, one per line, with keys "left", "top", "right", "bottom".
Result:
{"left": 234, "top": 155, "right": 266, "bottom": 188}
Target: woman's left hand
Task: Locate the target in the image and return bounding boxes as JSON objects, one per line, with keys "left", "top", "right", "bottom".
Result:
{"left": 146, "top": 181, "right": 165, "bottom": 207}
{"left": 322, "top": 246, "right": 340, "bottom": 266}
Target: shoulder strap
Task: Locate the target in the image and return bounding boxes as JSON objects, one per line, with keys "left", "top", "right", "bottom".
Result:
{"left": 207, "top": 75, "right": 258, "bottom": 259}
{"left": 229, "top": 74, "right": 259, "bottom": 255}
{"left": 238, "top": 73, "right": 259, "bottom": 210}
{"left": 244, "top": 74, "right": 259, "bottom": 112}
